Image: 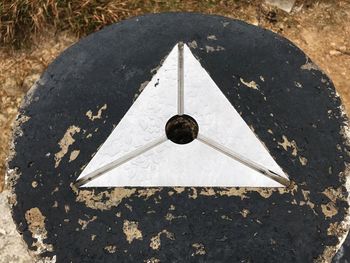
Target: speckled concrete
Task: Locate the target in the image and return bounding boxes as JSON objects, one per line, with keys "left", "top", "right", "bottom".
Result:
{"left": 0, "top": 191, "right": 32, "bottom": 263}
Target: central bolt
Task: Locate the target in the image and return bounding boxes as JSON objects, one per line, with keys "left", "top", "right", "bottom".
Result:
{"left": 165, "top": 115, "right": 199, "bottom": 144}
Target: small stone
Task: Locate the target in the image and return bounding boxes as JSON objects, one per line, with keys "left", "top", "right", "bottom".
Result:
{"left": 329, "top": 50, "right": 341, "bottom": 56}
{"left": 265, "top": 0, "right": 296, "bottom": 13}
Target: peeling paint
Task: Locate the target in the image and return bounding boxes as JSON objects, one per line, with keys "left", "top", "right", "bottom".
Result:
{"left": 278, "top": 135, "right": 298, "bottom": 156}
{"left": 207, "top": 35, "right": 217, "bottom": 40}
{"left": 240, "top": 78, "right": 259, "bottom": 90}
{"left": 321, "top": 202, "right": 338, "bottom": 218}
{"left": 104, "top": 245, "right": 117, "bottom": 253}
{"left": 301, "top": 61, "right": 319, "bottom": 71}
{"left": 294, "top": 81, "right": 302, "bottom": 88}
{"left": 123, "top": 220, "right": 143, "bottom": 244}
{"left": 205, "top": 45, "right": 225, "bottom": 53}
{"left": 299, "top": 156, "right": 308, "bottom": 165}
{"left": 192, "top": 243, "right": 206, "bottom": 256}
{"left": 188, "top": 40, "right": 198, "bottom": 49}
{"left": 69, "top": 150, "right": 80, "bottom": 162}
{"left": 240, "top": 209, "right": 250, "bottom": 218}
{"left": 86, "top": 104, "right": 107, "bottom": 121}
{"left": 149, "top": 230, "right": 175, "bottom": 250}
{"left": 258, "top": 189, "right": 273, "bottom": 198}
{"left": 25, "top": 208, "right": 53, "bottom": 254}
{"left": 144, "top": 258, "right": 160, "bottom": 263}
{"left": 78, "top": 216, "right": 97, "bottom": 230}
{"left": 54, "top": 126, "right": 81, "bottom": 167}
{"left": 73, "top": 186, "right": 136, "bottom": 211}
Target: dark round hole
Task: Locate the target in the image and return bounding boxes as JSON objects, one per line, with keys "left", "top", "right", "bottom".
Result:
{"left": 165, "top": 114, "right": 199, "bottom": 144}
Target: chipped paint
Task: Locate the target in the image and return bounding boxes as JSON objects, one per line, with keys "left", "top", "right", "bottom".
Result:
{"left": 134, "top": 81, "right": 150, "bottom": 101}
{"left": 240, "top": 78, "right": 259, "bottom": 90}
{"left": 189, "top": 188, "right": 198, "bottom": 199}
{"left": 54, "top": 126, "right": 81, "bottom": 167}
{"left": 240, "top": 209, "right": 250, "bottom": 218}
{"left": 205, "top": 45, "right": 225, "bottom": 53}
{"left": 69, "top": 150, "right": 80, "bottom": 162}
{"left": 207, "top": 35, "right": 217, "bottom": 40}
{"left": 104, "top": 245, "right": 117, "bottom": 253}
{"left": 294, "top": 81, "right": 302, "bottom": 88}
{"left": 78, "top": 216, "right": 97, "bottom": 230}
{"left": 25, "top": 207, "right": 53, "bottom": 254}
{"left": 192, "top": 243, "right": 206, "bottom": 256}
{"left": 299, "top": 156, "right": 308, "bottom": 165}
{"left": 73, "top": 186, "right": 136, "bottom": 211}
{"left": 301, "top": 61, "right": 319, "bottom": 71}
{"left": 137, "top": 188, "right": 162, "bottom": 199}
{"left": 221, "top": 215, "right": 232, "bottom": 221}
{"left": 217, "top": 188, "right": 249, "bottom": 200}
{"left": 144, "top": 258, "right": 160, "bottom": 263}
{"left": 322, "top": 187, "right": 345, "bottom": 203}
{"left": 165, "top": 212, "right": 187, "bottom": 221}
{"left": 199, "top": 188, "right": 216, "bottom": 196}
{"left": 86, "top": 104, "right": 107, "bottom": 121}
{"left": 149, "top": 230, "right": 175, "bottom": 250}
{"left": 278, "top": 135, "right": 298, "bottom": 156}
{"left": 321, "top": 202, "right": 338, "bottom": 218}
{"left": 188, "top": 40, "right": 198, "bottom": 49}
{"left": 123, "top": 220, "right": 143, "bottom": 244}
{"left": 258, "top": 189, "right": 273, "bottom": 198}
{"left": 173, "top": 187, "right": 185, "bottom": 194}
{"left": 328, "top": 222, "right": 340, "bottom": 236}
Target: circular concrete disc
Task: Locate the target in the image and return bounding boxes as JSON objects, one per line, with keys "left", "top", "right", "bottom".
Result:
{"left": 7, "top": 13, "right": 350, "bottom": 262}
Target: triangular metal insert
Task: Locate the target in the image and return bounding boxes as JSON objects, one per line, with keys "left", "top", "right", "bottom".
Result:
{"left": 76, "top": 43, "right": 289, "bottom": 187}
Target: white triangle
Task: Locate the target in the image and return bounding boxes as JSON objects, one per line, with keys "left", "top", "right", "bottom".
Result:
{"left": 77, "top": 44, "right": 289, "bottom": 187}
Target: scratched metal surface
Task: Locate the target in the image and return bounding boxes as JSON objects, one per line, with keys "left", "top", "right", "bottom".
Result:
{"left": 7, "top": 13, "right": 350, "bottom": 262}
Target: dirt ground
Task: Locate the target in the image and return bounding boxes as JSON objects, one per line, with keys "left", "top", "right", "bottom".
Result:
{"left": 0, "top": 0, "right": 349, "bottom": 192}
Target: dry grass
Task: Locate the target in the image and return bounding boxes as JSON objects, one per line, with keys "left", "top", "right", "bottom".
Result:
{"left": 0, "top": 0, "right": 259, "bottom": 48}
{"left": 1, "top": 0, "right": 136, "bottom": 47}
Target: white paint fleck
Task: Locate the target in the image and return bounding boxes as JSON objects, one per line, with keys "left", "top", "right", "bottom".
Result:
{"left": 240, "top": 78, "right": 259, "bottom": 90}
{"left": 205, "top": 45, "right": 225, "bottom": 53}
{"left": 207, "top": 35, "right": 217, "bottom": 40}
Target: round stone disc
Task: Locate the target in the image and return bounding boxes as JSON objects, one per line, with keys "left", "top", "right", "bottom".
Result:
{"left": 7, "top": 13, "right": 350, "bottom": 262}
